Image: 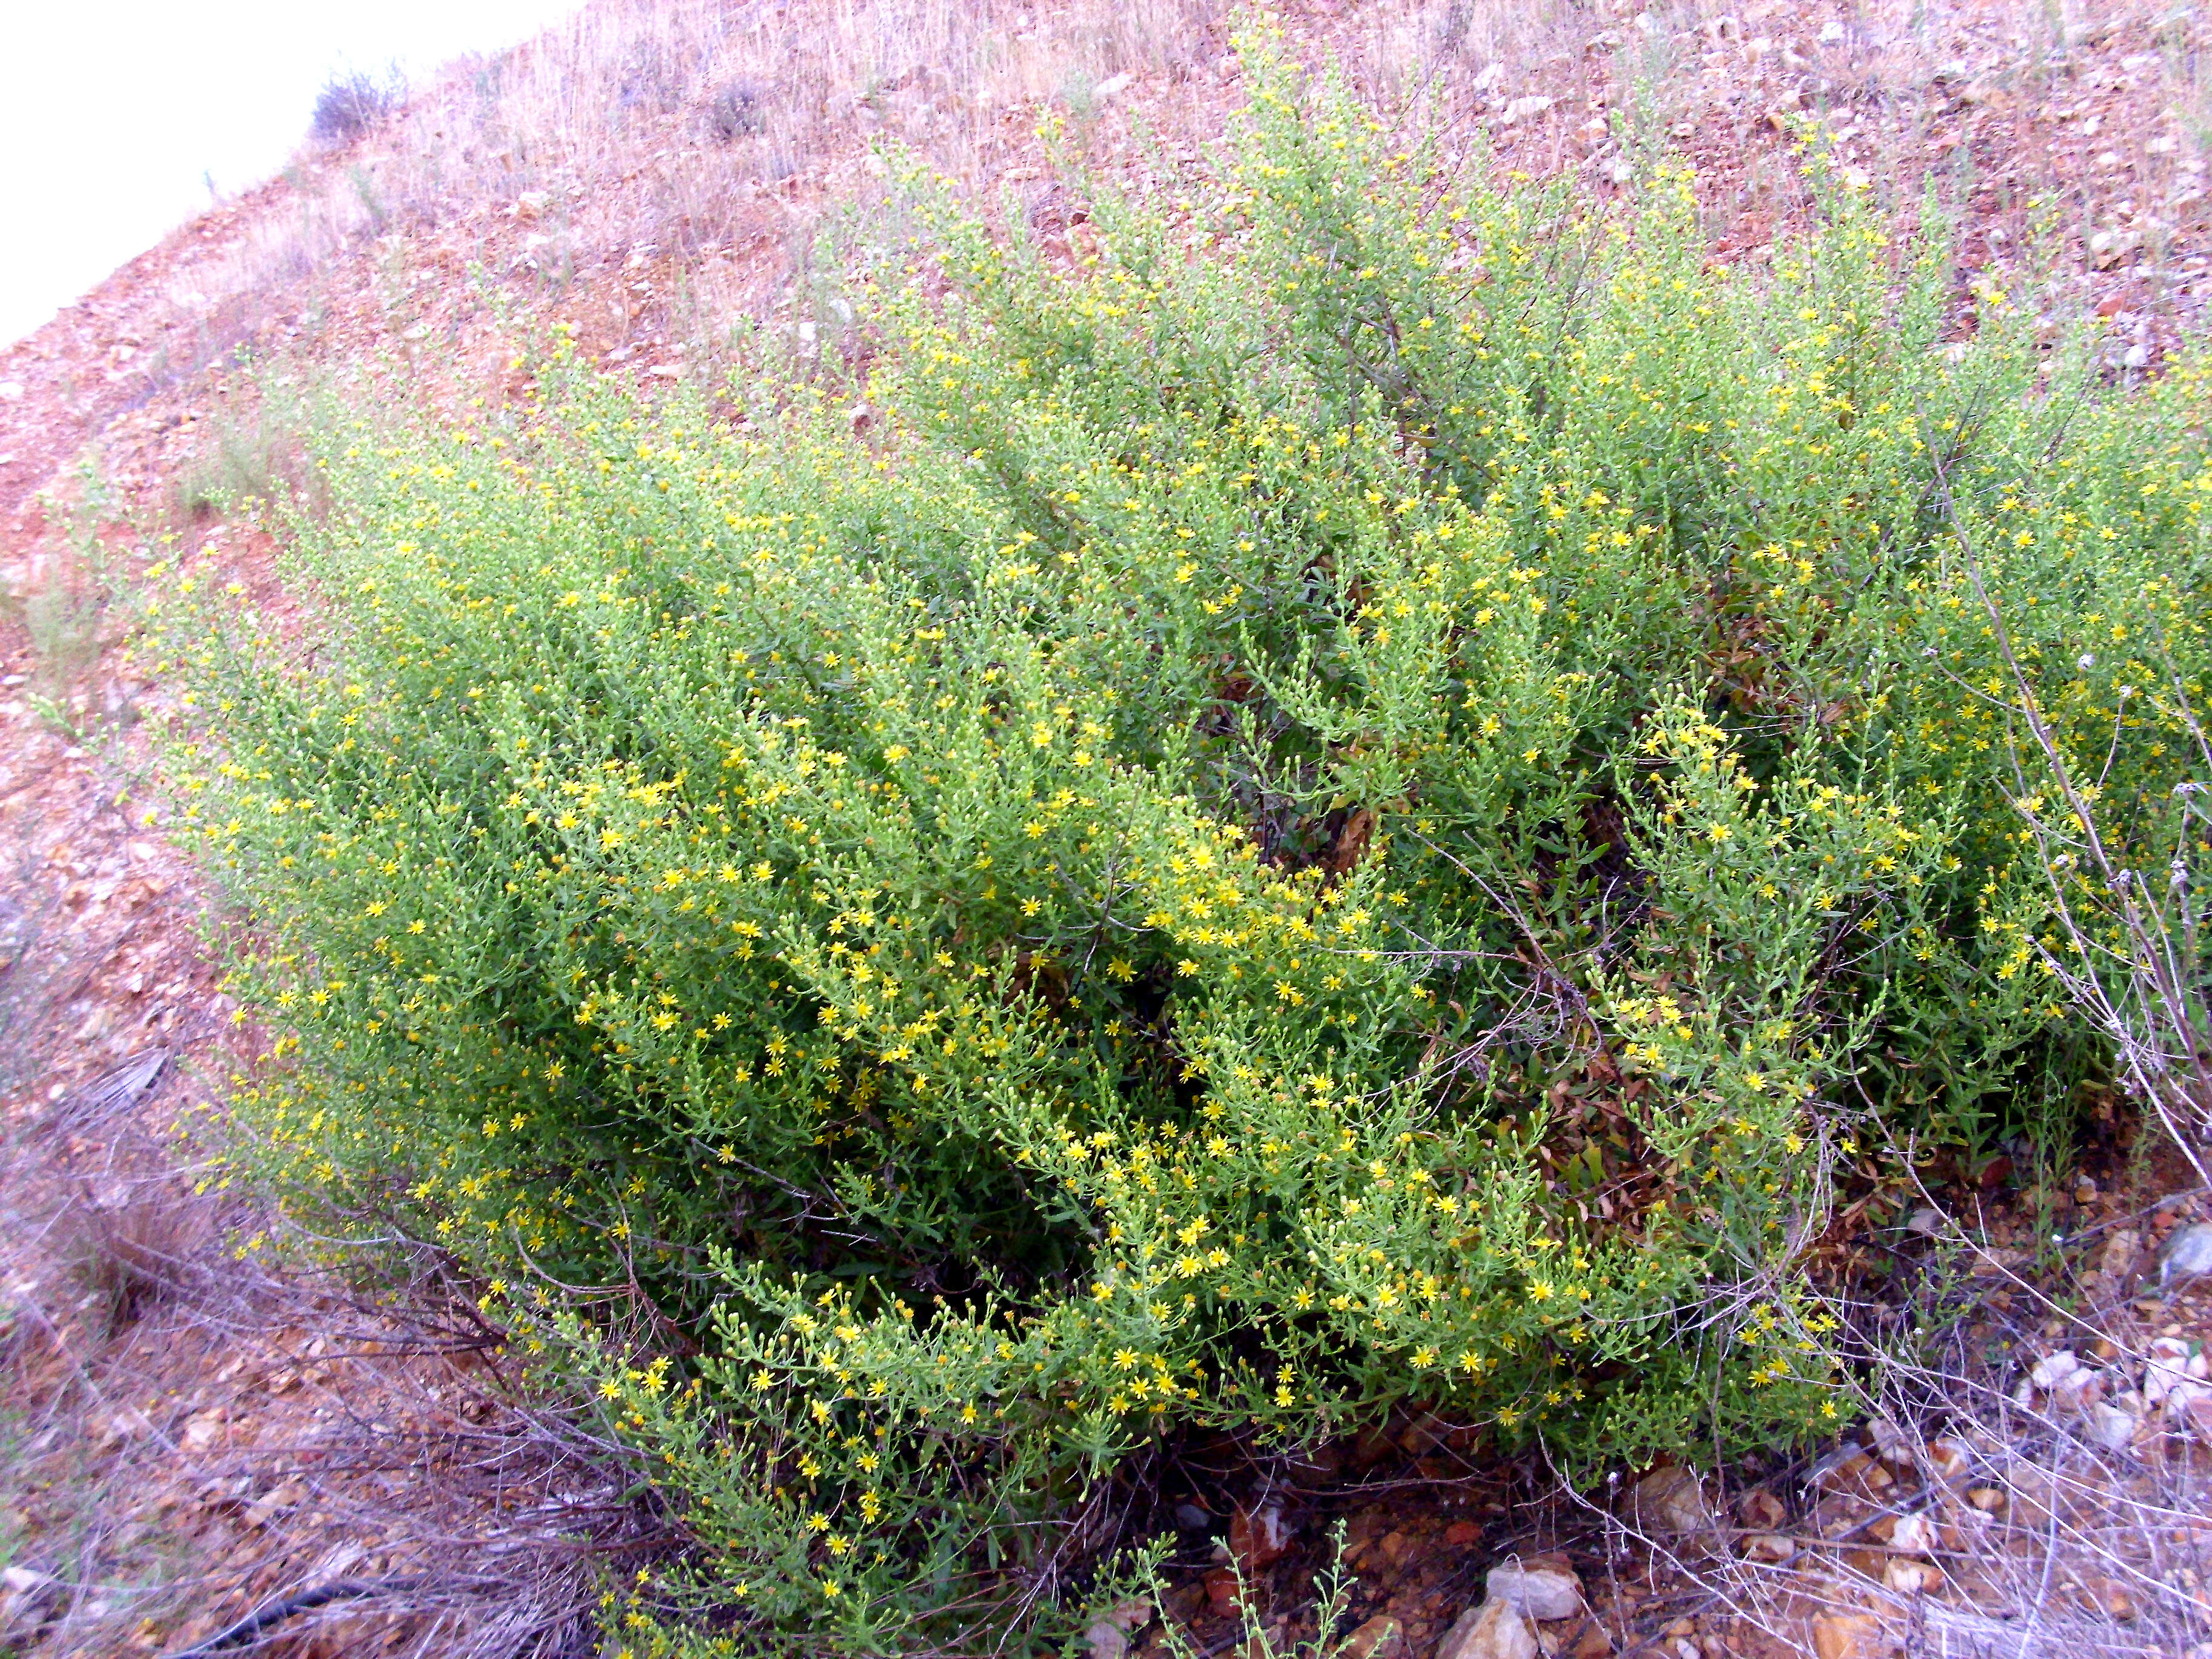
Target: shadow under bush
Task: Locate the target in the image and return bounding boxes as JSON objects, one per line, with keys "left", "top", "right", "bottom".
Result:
{"left": 147, "top": 32, "right": 2212, "bottom": 1655}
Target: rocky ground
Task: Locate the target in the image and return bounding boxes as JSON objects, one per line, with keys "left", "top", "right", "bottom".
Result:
{"left": 4, "top": 0, "right": 2212, "bottom": 1653}
{"left": 1111, "top": 1195, "right": 2212, "bottom": 1659}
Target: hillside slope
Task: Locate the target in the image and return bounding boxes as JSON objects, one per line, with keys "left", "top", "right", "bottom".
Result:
{"left": 4, "top": 1, "right": 2212, "bottom": 1654}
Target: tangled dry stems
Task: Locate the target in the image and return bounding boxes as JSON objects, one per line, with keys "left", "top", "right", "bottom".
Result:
{"left": 0, "top": 846, "right": 666, "bottom": 1656}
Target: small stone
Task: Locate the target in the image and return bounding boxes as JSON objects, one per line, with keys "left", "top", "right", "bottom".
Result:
{"left": 1486, "top": 1556, "right": 1584, "bottom": 1621}
{"left": 2086, "top": 1399, "right": 2140, "bottom": 1450}
{"left": 1810, "top": 1611, "right": 1883, "bottom": 1659}
{"left": 1923, "top": 1438, "right": 1970, "bottom": 1482}
{"left": 1341, "top": 1615, "right": 1408, "bottom": 1659}
{"left": 1436, "top": 1598, "right": 1537, "bottom": 1659}
{"left": 1866, "top": 1418, "right": 1915, "bottom": 1465}
{"left": 243, "top": 1478, "right": 307, "bottom": 1527}
{"left": 2165, "top": 1379, "right": 2212, "bottom": 1439}
{"left": 1888, "top": 1513, "right": 1938, "bottom": 1555}
{"left": 1737, "top": 1488, "right": 1786, "bottom": 1529}
{"left": 92, "top": 1406, "right": 152, "bottom": 1450}
{"left": 1905, "top": 1207, "right": 1945, "bottom": 1235}
{"left": 2160, "top": 1222, "right": 2212, "bottom": 1287}
{"left": 2143, "top": 1336, "right": 2193, "bottom": 1406}
{"left": 0, "top": 1566, "right": 58, "bottom": 1642}
{"left": 1173, "top": 1502, "right": 1211, "bottom": 1532}
{"left": 1085, "top": 1600, "right": 1151, "bottom": 1659}
{"left": 2090, "top": 229, "right": 2142, "bottom": 269}
{"left": 1230, "top": 1501, "right": 1292, "bottom": 1571}
{"left": 1446, "top": 1519, "right": 1482, "bottom": 1546}
{"left": 2029, "top": 1350, "right": 2081, "bottom": 1390}
{"left": 1630, "top": 1466, "right": 1711, "bottom": 1540}
{"left": 1885, "top": 1558, "right": 1939, "bottom": 1595}
{"left": 1202, "top": 1566, "right": 1241, "bottom": 1618}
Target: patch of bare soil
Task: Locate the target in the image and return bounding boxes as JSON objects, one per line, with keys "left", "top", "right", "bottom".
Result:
{"left": 0, "top": 619, "right": 650, "bottom": 1655}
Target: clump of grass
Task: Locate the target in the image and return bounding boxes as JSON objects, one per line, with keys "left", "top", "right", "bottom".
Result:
{"left": 170, "top": 402, "right": 300, "bottom": 521}
{"left": 311, "top": 69, "right": 404, "bottom": 146}
{"left": 58, "top": 1176, "right": 207, "bottom": 1337}
{"left": 4, "top": 497, "right": 113, "bottom": 737}
{"left": 703, "top": 78, "right": 766, "bottom": 143}
{"left": 14, "top": 563, "right": 100, "bottom": 697}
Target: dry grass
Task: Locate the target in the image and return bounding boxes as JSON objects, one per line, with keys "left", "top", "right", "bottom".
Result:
{"left": 1533, "top": 1172, "right": 2212, "bottom": 1659}
{"left": 0, "top": 1051, "right": 651, "bottom": 1657}
{"left": 0, "top": 709, "right": 645, "bottom": 1657}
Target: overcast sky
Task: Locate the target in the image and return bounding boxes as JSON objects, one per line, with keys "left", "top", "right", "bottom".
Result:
{"left": 1, "top": 0, "right": 582, "bottom": 346}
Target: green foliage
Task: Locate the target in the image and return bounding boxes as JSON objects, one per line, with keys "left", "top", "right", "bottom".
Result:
{"left": 146, "top": 30, "right": 2212, "bottom": 1654}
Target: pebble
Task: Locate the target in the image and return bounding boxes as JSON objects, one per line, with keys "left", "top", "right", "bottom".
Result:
{"left": 1888, "top": 1513, "right": 1939, "bottom": 1555}
{"left": 2028, "top": 1349, "right": 2081, "bottom": 1390}
{"left": 2143, "top": 1336, "right": 2194, "bottom": 1406}
{"left": 2159, "top": 1222, "right": 2212, "bottom": 1287}
{"left": 2086, "top": 1399, "right": 2140, "bottom": 1451}
{"left": 1629, "top": 1465, "right": 1711, "bottom": 1537}
{"left": 1341, "top": 1615, "right": 1407, "bottom": 1659}
{"left": 1436, "top": 1598, "right": 1537, "bottom": 1659}
{"left": 1083, "top": 1600, "right": 1150, "bottom": 1659}
{"left": 1486, "top": 1557, "right": 1584, "bottom": 1621}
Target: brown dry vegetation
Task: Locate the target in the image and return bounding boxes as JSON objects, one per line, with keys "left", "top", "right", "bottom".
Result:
{"left": 6, "top": 1, "right": 2212, "bottom": 1655}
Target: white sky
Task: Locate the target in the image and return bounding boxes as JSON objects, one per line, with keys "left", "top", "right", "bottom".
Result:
{"left": 1, "top": 0, "right": 583, "bottom": 346}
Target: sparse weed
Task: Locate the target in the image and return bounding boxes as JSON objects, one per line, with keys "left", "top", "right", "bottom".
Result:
{"left": 312, "top": 69, "right": 404, "bottom": 146}
{"left": 170, "top": 403, "right": 299, "bottom": 520}
{"left": 57, "top": 1178, "right": 206, "bottom": 1337}
{"left": 704, "top": 78, "right": 766, "bottom": 143}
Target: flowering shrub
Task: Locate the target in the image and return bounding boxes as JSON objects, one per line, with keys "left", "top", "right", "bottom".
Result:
{"left": 150, "top": 33, "right": 2212, "bottom": 1653}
